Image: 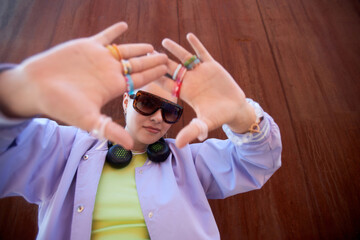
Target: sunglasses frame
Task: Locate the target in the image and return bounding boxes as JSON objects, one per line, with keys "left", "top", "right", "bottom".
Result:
{"left": 129, "top": 90, "right": 183, "bottom": 124}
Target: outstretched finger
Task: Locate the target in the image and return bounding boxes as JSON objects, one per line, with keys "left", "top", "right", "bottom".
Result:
{"left": 89, "top": 113, "right": 134, "bottom": 149}
{"left": 130, "top": 65, "right": 168, "bottom": 89}
{"left": 92, "top": 22, "right": 128, "bottom": 45}
{"left": 175, "top": 118, "right": 209, "bottom": 148}
{"left": 162, "top": 38, "right": 194, "bottom": 64}
{"left": 186, "top": 33, "right": 213, "bottom": 62}
{"left": 126, "top": 53, "right": 168, "bottom": 74}
{"left": 105, "top": 121, "right": 134, "bottom": 149}
{"left": 117, "top": 43, "right": 154, "bottom": 59}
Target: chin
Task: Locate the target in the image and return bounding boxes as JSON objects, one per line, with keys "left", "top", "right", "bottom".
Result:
{"left": 139, "top": 133, "right": 162, "bottom": 145}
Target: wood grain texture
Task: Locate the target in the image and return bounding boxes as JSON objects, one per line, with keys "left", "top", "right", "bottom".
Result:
{"left": 0, "top": 0, "right": 359, "bottom": 239}
{"left": 257, "top": 0, "right": 360, "bottom": 238}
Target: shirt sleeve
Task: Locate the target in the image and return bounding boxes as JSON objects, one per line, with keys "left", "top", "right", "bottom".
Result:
{"left": 190, "top": 111, "right": 282, "bottom": 199}
{"left": 0, "top": 116, "right": 79, "bottom": 204}
{"left": 0, "top": 64, "right": 28, "bottom": 129}
{"left": 0, "top": 63, "right": 17, "bottom": 73}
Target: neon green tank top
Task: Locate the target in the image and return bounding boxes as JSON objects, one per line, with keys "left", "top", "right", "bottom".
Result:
{"left": 91, "top": 153, "right": 150, "bottom": 240}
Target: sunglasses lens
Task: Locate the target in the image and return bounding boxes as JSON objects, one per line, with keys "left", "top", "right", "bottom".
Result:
{"left": 163, "top": 104, "right": 182, "bottom": 123}
{"left": 135, "top": 94, "right": 159, "bottom": 115}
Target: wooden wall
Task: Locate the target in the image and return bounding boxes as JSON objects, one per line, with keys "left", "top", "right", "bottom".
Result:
{"left": 0, "top": 0, "right": 359, "bottom": 239}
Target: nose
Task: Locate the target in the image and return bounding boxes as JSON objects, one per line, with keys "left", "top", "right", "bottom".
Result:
{"left": 150, "top": 109, "right": 163, "bottom": 123}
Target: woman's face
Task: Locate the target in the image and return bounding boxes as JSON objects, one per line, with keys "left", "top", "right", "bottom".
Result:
{"left": 123, "top": 83, "right": 178, "bottom": 151}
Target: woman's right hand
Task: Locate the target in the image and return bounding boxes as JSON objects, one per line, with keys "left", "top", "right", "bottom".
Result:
{"left": 0, "top": 22, "right": 168, "bottom": 149}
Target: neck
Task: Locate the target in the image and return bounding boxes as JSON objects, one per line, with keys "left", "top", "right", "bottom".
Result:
{"left": 132, "top": 144, "right": 147, "bottom": 152}
{"left": 124, "top": 125, "right": 148, "bottom": 152}
{"left": 132, "top": 149, "right": 147, "bottom": 155}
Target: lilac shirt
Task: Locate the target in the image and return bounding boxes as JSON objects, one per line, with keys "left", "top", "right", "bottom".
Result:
{"left": 0, "top": 110, "right": 281, "bottom": 240}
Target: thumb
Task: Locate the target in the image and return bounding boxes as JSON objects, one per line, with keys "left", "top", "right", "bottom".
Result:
{"left": 92, "top": 22, "right": 128, "bottom": 45}
{"left": 89, "top": 114, "right": 134, "bottom": 150}
{"left": 105, "top": 121, "right": 134, "bottom": 149}
{"left": 175, "top": 118, "right": 208, "bottom": 148}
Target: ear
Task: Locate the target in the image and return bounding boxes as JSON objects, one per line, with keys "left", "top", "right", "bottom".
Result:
{"left": 123, "top": 92, "right": 130, "bottom": 112}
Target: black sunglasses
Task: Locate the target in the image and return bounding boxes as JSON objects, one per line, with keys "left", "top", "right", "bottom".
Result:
{"left": 129, "top": 90, "right": 183, "bottom": 124}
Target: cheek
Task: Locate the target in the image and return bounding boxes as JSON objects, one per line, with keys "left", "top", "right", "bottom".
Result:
{"left": 161, "top": 123, "right": 172, "bottom": 135}
{"left": 126, "top": 109, "right": 142, "bottom": 132}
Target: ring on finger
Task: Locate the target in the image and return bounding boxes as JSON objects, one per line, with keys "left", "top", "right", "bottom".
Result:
{"left": 111, "top": 44, "right": 122, "bottom": 60}
{"left": 121, "top": 59, "right": 132, "bottom": 75}
{"left": 124, "top": 74, "right": 135, "bottom": 95}
{"left": 106, "top": 44, "right": 122, "bottom": 61}
{"left": 184, "top": 55, "right": 200, "bottom": 70}
{"left": 173, "top": 66, "right": 187, "bottom": 97}
{"left": 172, "top": 64, "right": 182, "bottom": 80}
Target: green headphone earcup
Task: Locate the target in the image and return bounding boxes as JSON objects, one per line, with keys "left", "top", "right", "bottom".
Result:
{"left": 106, "top": 144, "right": 132, "bottom": 168}
{"left": 147, "top": 140, "right": 170, "bottom": 163}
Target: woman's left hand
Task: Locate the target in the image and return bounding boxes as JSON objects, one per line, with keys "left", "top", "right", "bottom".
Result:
{"left": 161, "top": 33, "right": 257, "bottom": 148}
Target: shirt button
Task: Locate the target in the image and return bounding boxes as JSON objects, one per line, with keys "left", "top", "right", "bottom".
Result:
{"left": 83, "top": 155, "right": 89, "bottom": 160}
{"left": 139, "top": 170, "right": 143, "bottom": 174}
{"left": 77, "top": 205, "right": 84, "bottom": 213}
{"left": 148, "top": 212, "right": 153, "bottom": 218}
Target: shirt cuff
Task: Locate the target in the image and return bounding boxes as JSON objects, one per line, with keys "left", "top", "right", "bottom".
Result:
{"left": 0, "top": 63, "right": 17, "bottom": 73}
{"left": 0, "top": 110, "right": 30, "bottom": 127}
{"left": 0, "top": 63, "right": 34, "bottom": 127}
{"left": 222, "top": 98, "right": 270, "bottom": 146}
{"left": 0, "top": 63, "right": 24, "bottom": 126}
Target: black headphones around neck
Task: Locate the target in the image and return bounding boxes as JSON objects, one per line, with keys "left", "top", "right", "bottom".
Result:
{"left": 106, "top": 138, "right": 170, "bottom": 169}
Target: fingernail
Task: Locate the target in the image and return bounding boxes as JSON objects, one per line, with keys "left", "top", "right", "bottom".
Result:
{"left": 162, "top": 39, "right": 169, "bottom": 46}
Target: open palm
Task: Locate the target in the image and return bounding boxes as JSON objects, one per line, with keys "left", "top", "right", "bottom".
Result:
{"left": 162, "top": 33, "right": 254, "bottom": 147}
{"left": 1, "top": 22, "right": 168, "bottom": 149}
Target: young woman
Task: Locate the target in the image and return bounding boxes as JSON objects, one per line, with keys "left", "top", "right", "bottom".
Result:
{"left": 0, "top": 22, "right": 282, "bottom": 240}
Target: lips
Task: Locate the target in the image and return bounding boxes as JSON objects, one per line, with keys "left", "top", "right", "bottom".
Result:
{"left": 143, "top": 126, "right": 161, "bottom": 134}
